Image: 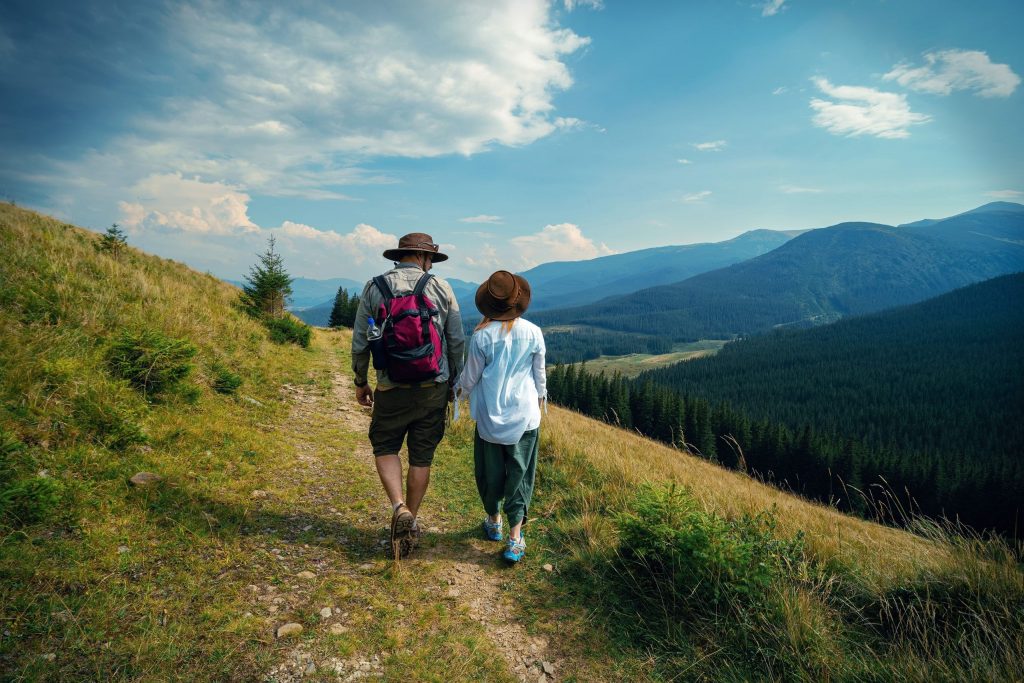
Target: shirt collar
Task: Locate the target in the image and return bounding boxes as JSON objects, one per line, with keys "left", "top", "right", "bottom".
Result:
{"left": 394, "top": 262, "right": 424, "bottom": 271}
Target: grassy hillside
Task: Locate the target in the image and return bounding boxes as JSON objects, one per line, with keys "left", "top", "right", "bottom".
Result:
{"left": 2, "top": 204, "right": 1022, "bottom": 681}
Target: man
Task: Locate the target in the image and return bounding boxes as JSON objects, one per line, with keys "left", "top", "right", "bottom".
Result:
{"left": 351, "top": 233, "right": 465, "bottom": 558}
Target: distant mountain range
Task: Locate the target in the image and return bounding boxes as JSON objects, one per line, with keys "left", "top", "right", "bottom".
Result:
{"left": 534, "top": 202, "right": 1024, "bottom": 340}
{"left": 521, "top": 229, "right": 799, "bottom": 310}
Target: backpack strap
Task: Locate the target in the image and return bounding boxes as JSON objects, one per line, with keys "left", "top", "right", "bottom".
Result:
{"left": 412, "top": 272, "right": 434, "bottom": 297}
{"left": 412, "top": 273, "right": 435, "bottom": 344}
{"left": 372, "top": 275, "right": 396, "bottom": 318}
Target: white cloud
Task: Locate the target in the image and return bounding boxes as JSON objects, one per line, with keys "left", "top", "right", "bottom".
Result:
{"left": 459, "top": 215, "right": 504, "bottom": 224}
{"left": 758, "top": 0, "right": 787, "bottom": 17}
{"left": 677, "top": 158, "right": 693, "bottom": 165}
{"left": 809, "top": 77, "right": 931, "bottom": 139}
{"left": 509, "top": 223, "right": 615, "bottom": 269}
{"left": 462, "top": 243, "right": 502, "bottom": 273}
{"left": 692, "top": 140, "right": 727, "bottom": 152}
{"left": 115, "top": 174, "right": 397, "bottom": 279}
{"left": 985, "top": 189, "right": 1023, "bottom": 199}
{"left": 682, "top": 190, "right": 712, "bottom": 203}
{"left": 564, "top": 0, "right": 603, "bottom": 10}
{"left": 780, "top": 184, "right": 823, "bottom": 194}
{"left": 772, "top": 86, "right": 788, "bottom": 95}
{"left": 117, "top": 173, "right": 259, "bottom": 236}
{"left": 884, "top": 50, "right": 1020, "bottom": 98}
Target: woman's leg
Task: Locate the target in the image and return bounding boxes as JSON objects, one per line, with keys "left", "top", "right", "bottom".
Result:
{"left": 473, "top": 428, "right": 506, "bottom": 521}
{"left": 502, "top": 428, "right": 539, "bottom": 540}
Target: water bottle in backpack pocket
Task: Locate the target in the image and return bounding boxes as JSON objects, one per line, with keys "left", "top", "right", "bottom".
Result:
{"left": 371, "top": 273, "right": 444, "bottom": 383}
{"left": 366, "top": 316, "right": 389, "bottom": 370}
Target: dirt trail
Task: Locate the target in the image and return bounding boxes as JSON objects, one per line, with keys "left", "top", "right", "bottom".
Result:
{"left": 256, "top": 358, "right": 560, "bottom": 682}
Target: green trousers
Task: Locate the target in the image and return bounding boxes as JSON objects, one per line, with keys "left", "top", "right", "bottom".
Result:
{"left": 473, "top": 427, "right": 539, "bottom": 528}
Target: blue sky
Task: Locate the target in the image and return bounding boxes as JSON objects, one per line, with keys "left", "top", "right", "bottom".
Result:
{"left": 1, "top": 0, "right": 1021, "bottom": 282}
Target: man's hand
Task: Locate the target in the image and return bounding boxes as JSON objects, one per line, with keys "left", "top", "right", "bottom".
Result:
{"left": 356, "top": 384, "right": 374, "bottom": 407}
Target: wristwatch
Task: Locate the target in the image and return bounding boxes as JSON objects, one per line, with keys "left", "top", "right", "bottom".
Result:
{"left": 354, "top": 379, "right": 368, "bottom": 388}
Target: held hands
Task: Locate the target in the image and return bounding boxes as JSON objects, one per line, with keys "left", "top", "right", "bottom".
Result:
{"left": 356, "top": 384, "right": 374, "bottom": 407}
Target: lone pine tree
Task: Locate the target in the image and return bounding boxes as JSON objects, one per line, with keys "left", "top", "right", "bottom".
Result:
{"left": 96, "top": 223, "right": 128, "bottom": 258}
{"left": 240, "top": 236, "right": 293, "bottom": 318}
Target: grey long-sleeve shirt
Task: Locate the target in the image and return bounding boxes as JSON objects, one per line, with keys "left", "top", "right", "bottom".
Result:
{"left": 351, "top": 263, "right": 466, "bottom": 388}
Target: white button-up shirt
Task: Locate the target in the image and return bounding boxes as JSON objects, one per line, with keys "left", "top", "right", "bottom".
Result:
{"left": 456, "top": 318, "right": 547, "bottom": 445}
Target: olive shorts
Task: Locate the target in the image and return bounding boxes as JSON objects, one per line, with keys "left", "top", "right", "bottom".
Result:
{"left": 369, "top": 383, "right": 449, "bottom": 467}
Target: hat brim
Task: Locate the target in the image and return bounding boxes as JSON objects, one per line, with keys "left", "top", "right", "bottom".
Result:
{"left": 475, "top": 273, "right": 531, "bottom": 321}
{"left": 382, "top": 248, "right": 448, "bottom": 263}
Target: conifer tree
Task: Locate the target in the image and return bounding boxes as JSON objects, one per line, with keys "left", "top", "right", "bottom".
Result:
{"left": 96, "top": 223, "right": 128, "bottom": 258}
{"left": 240, "top": 236, "right": 293, "bottom": 318}
{"left": 328, "top": 287, "right": 350, "bottom": 328}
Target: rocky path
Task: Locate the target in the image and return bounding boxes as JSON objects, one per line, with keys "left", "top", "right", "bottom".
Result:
{"left": 246, "top": 351, "right": 561, "bottom": 682}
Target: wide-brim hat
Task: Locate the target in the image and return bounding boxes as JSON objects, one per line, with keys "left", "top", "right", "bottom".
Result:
{"left": 382, "top": 232, "right": 448, "bottom": 262}
{"left": 475, "top": 270, "right": 531, "bottom": 321}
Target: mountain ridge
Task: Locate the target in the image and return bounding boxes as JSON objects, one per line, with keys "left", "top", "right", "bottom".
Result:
{"left": 534, "top": 203, "right": 1024, "bottom": 340}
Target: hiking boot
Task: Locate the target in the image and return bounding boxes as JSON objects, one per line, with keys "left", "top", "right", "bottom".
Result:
{"left": 390, "top": 504, "right": 415, "bottom": 560}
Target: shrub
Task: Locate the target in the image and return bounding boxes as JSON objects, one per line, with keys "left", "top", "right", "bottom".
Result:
{"left": 614, "top": 484, "right": 806, "bottom": 620}
{"left": 265, "top": 316, "right": 311, "bottom": 348}
{"left": 71, "top": 392, "right": 147, "bottom": 450}
{"left": 0, "top": 427, "right": 63, "bottom": 526}
{"left": 211, "top": 364, "right": 243, "bottom": 394}
{"left": 0, "top": 476, "right": 63, "bottom": 526}
{"left": 107, "top": 328, "right": 197, "bottom": 396}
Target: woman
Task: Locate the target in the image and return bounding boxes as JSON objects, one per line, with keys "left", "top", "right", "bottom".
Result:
{"left": 456, "top": 270, "right": 546, "bottom": 563}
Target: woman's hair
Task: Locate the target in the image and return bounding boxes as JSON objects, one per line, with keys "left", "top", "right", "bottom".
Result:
{"left": 475, "top": 317, "right": 516, "bottom": 334}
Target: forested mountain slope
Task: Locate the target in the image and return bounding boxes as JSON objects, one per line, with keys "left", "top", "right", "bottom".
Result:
{"left": 636, "top": 273, "right": 1024, "bottom": 533}
{"left": 535, "top": 203, "right": 1024, "bottom": 340}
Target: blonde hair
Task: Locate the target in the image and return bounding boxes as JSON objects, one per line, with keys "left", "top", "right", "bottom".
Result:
{"left": 475, "top": 317, "right": 516, "bottom": 334}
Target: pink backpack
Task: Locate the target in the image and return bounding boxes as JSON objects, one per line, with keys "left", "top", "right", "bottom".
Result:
{"left": 371, "top": 273, "right": 443, "bottom": 383}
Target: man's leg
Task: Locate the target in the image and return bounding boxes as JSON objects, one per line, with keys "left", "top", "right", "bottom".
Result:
{"left": 404, "top": 384, "right": 449, "bottom": 525}
{"left": 405, "top": 466, "right": 431, "bottom": 518}
{"left": 374, "top": 454, "right": 405, "bottom": 507}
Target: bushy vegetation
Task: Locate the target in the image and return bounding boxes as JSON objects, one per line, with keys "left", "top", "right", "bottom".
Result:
{"left": 211, "top": 364, "right": 244, "bottom": 394}
{"left": 0, "top": 428, "right": 63, "bottom": 527}
{"left": 107, "top": 327, "right": 197, "bottom": 397}
{"left": 265, "top": 315, "right": 312, "bottom": 347}
{"left": 615, "top": 485, "right": 806, "bottom": 619}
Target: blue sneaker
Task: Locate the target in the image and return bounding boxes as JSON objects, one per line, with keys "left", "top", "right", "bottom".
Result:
{"left": 503, "top": 534, "right": 526, "bottom": 563}
{"left": 482, "top": 517, "right": 503, "bottom": 542}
